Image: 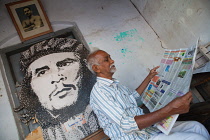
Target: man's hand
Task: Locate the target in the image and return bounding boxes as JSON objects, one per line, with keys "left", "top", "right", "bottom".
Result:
{"left": 147, "top": 66, "right": 160, "bottom": 80}
{"left": 135, "top": 92, "right": 193, "bottom": 129}
{"left": 165, "top": 91, "right": 193, "bottom": 115}
{"left": 136, "top": 66, "right": 160, "bottom": 95}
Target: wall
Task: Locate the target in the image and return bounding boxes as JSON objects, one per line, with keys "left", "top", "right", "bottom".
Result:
{"left": 0, "top": 0, "right": 209, "bottom": 139}
{"left": 131, "top": 0, "right": 210, "bottom": 49}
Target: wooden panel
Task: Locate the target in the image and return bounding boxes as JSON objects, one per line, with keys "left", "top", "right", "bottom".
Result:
{"left": 191, "top": 72, "right": 210, "bottom": 87}
{"left": 82, "top": 129, "right": 110, "bottom": 140}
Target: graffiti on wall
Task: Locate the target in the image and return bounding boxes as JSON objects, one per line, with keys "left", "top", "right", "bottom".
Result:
{"left": 114, "top": 28, "right": 144, "bottom": 42}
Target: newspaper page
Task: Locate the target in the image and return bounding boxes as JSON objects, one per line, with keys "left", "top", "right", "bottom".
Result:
{"left": 141, "top": 43, "right": 198, "bottom": 135}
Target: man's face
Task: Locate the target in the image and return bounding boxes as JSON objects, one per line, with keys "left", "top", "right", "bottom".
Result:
{"left": 95, "top": 50, "right": 116, "bottom": 76}
{"left": 28, "top": 52, "right": 81, "bottom": 111}
{"left": 23, "top": 8, "right": 32, "bottom": 17}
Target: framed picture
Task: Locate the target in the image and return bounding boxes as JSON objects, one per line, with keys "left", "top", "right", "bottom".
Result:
{"left": 6, "top": 0, "right": 53, "bottom": 42}
{"left": 0, "top": 26, "right": 89, "bottom": 139}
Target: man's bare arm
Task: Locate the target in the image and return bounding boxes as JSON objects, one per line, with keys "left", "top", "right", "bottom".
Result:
{"left": 134, "top": 92, "right": 193, "bottom": 129}
{"left": 22, "top": 20, "right": 35, "bottom": 31}
{"left": 136, "top": 66, "right": 159, "bottom": 95}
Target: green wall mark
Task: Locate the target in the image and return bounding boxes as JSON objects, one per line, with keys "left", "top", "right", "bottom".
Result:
{"left": 114, "top": 29, "right": 144, "bottom": 42}
{"left": 121, "top": 47, "right": 132, "bottom": 57}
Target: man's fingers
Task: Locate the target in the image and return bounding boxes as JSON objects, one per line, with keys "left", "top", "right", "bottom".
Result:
{"left": 152, "top": 66, "right": 160, "bottom": 71}
{"left": 185, "top": 96, "right": 193, "bottom": 104}
{"left": 189, "top": 96, "right": 193, "bottom": 102}
{"left": 184, "top": 91, "right": 192, "bottom": 97}
{"left": 182, "top": 92, "right": 192, "bottom": 101}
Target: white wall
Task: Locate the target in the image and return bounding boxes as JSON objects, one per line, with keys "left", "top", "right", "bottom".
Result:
{"left": 0, "top": 0, "right": 209, "bottom": 139}
{"left": 131, "top": 0, "right": 210, "bottom": 49}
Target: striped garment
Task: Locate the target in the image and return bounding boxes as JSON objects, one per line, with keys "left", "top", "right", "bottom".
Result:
{"left": 90, "top": 77, "right": 161, "bottom": 140}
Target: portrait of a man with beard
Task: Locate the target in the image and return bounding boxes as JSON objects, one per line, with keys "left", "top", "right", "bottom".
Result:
{"left": 15, "top": 38, "right": 100, "bottom": 140}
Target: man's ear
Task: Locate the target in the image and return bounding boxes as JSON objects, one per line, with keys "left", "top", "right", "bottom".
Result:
{"left": 92, "top": 65, "right": 100, "bottom": 73}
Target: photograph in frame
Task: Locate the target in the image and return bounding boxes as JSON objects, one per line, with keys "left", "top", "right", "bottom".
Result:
{"left": 6, "top": 0, "right": 53, "bottom": 42}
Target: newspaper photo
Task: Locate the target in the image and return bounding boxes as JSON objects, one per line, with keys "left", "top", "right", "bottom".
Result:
{"left": 141, "top": 42, "right": 198, "bottom": 135}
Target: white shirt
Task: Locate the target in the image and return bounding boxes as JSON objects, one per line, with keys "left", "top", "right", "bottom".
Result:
{"left": 90, "top": 77, "right": 160, "bottom": 140}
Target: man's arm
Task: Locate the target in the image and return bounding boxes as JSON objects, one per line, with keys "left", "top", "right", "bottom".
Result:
{"left": 22, "top": 20, "right": 34, "bottom": 32}
{"left": 135, "top": 92, "right": 193, "bottom": 129}
{"left": 136, "top": 66, "right": 160, "bottom": 95}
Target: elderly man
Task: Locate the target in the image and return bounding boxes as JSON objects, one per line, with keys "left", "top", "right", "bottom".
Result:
{"left": 87, "top": 49, "right": 210, "bottom": 140}
{"left": 16, "top": 38, "right": 100, "bottom": 140}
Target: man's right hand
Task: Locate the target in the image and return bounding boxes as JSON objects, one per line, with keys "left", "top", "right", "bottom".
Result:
{"left": 165, "top": 91, "right": 193, "bottom": 115}
{"left": 135, "top": 92, "right": 193, "bottom": 129}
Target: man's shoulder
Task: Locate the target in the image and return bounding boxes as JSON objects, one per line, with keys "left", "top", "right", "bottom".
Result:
{"left": 92, "top": 79, "right": 106, "bottom": 89}
{"left": 91, "top": 80, "right": 113, "bottom": 92}
{"left": 90, "top": 81, "right": 110, "bottom": 98}
{"left": 91, "top": 82, "right": 102, "bottom": 95}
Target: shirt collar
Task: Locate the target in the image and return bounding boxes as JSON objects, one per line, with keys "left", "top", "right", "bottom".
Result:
{"left": 96, "top": 77, "right": 119, "bottom": 87}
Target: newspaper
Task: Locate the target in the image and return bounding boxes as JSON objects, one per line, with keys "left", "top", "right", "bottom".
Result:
{"left": 141, "top": 42, "right": 198, "bottom": 135}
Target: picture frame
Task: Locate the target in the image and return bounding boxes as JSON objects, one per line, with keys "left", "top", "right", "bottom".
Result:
{"left": 0, "top": 26, "right": 86, "bottom": 139}
{"left": 6, "top": 0, "right": 53, "bottom": 42}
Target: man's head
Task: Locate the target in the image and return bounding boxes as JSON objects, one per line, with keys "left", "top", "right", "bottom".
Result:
{"left": 18, "top": 38, "right": 95, "bottom": 123}
{"left": 87, "top": 50, "right": 116, "bottom": 79}
{"left": 23, "top": 7, "right": 32, "bottom": 17}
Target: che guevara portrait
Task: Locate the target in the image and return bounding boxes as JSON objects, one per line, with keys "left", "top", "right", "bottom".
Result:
{"left": 15, "top": 38, "right": 100, "bottom": 139}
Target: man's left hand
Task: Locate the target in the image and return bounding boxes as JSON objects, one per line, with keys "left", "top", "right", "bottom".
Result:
{"left": 148, "top": 66, "right": 160, "bottom": 79}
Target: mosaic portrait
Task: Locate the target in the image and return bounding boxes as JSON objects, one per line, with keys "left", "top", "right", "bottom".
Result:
{"left": 15, "top": 38, "right": 100, "bottom": 139}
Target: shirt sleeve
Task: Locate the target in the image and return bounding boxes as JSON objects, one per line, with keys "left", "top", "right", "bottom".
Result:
{"left": 121, "top": 84, "right": 141, "bottom": 99}
{"left": 91, "top": 85, "right": 140, "bottom": 134}
{"left": 132, "top": 89, "right": 141, "bottom": 99}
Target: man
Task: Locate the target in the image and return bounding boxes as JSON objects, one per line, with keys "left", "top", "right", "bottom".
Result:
{"left": 16, "top": 38, "right": 100, "bottom": 140}
{"left": 22, "top": 6, "right": 44, "bottom": 32}
{"left": 87, "top": 50, "right": 210, "bottom": 140}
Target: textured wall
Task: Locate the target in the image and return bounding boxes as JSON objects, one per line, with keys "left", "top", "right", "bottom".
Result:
{"left": 131, "top": 0, "right": 210, "bottom": 49}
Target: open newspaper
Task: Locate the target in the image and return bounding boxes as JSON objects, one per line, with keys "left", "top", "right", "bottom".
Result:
{"left": 141, "top": 42, "right": 198, "bottom": 135}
